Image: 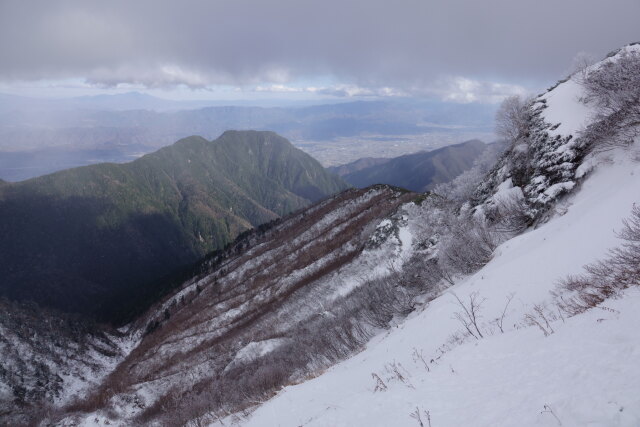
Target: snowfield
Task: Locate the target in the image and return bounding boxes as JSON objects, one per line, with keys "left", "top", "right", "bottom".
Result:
{"left": 215, "top": 144, "right": 640, "bottom": 426}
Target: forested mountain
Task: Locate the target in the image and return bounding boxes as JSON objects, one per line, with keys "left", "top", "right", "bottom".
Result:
{"left": 338, "top": 139, "right": 486, "bottom": 191}
{"left": 0, "top": 130, "right": 347, "bottom": 324}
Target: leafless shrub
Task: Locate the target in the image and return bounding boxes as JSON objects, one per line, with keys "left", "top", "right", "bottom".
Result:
{"left": 524, "top": 304, "right": 556, "bottom": 337}
{"left": 371, "top": 373, "right": 387, "bottom": 392}
{"left": 556, "top": 204, "right": 640, "bottom": 315}
{"left": 492, "top": 293, "right": 515, "bottom": 333}
{"left": 488, "top": 196, "right": 532, "bottom": 234}
{"left": 384, "top": 361, "right": 414, "bottom": 389}
{"left": 412, "top": 347, "right": 430, "bottom": 372}
{"left": 438, "top": 215, "right": 499, "bottom": 278}
{"left": 451, "top": 291, "right": 485, "bottom": 340}
{"left": 355, "top": 274, "right": 416, "bottom": 328}
{"left": 410, "top": 406, "right": 432, "bottom": 427}
{"left": 541, "top": 403, "right": 563, "bottom": 426}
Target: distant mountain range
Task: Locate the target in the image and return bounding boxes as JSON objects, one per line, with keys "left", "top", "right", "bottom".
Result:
{"left": 327, "top": 156, "right": 391, "bottom": 176}
{"left": 0, "top": 91, "right": 234, "bottom": 113}
{"left": 0, "top": 98, "right": 495, "bottom": 151}
{"left": 0, "top": 91, "right": 336, "bottom": 113}
{"left": 331, "top": 139, "right": 486, "bottom": 192}
{"left": 0, "top": 96, "right": 495, "bottom": 180}
{"left": 0, "top": 130, "right": 347, "bottom": 324}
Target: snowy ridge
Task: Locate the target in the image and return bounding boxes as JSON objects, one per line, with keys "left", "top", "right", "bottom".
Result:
{"left": 474, "top": 44, "right": 639, "bottom": 218}
{"left": 57, "top": 185, "right": 421, "bottom": 425}
{"left": 220, "top": 136, "right": 640, "bottom": 427}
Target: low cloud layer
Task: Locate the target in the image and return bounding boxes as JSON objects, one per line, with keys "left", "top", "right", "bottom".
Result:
{"left": 1, "top": 0, "right": 638, "bottom": 101}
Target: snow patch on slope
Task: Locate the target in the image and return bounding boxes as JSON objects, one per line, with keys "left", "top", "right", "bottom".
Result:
{"left": 541, "top": 78, "right": 593, "bottom": 138}
{"left": 331, "top": 213, "right": 415, "bottom": 300}
{"left": 232, "top": 339, "right": 288, "bottom": 366}
{"left": 491, "top": 178, "right": 524, "bottom": 205}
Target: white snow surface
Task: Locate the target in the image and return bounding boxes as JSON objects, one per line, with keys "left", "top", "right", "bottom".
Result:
{"left": 491, "top": 177, "right": 524, "bottom": 206}
{"left": 214, "top": 146, "right": 640, "bottom": 427}
{"left": 541, "top": 44, "right": 640, "bottom": 141}
{"left": 541, "top": 77, "right": 593, "bottom": 138}
{"left": 329, "top": 214, "right": 415, "bottom": 300}
{"left": 232, "top": 338, "right": 288, "bottom": 366}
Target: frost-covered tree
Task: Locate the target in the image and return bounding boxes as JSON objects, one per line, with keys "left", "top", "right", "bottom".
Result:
{"left": 495, "top": 95, "right": 531, "bottom": 143}
{"left": 438, "top": 214, "right": 499, "bottom": 279}
{"left": 434, "top": 141, "right": 507, "bottom": 204}
{"left": 579, "top": 48, "right": 640, "bottom": 152}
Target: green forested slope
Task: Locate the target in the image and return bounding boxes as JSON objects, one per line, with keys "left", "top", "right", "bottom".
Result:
{"left": 0, "top": 130, "right": 347, "bottom": 323}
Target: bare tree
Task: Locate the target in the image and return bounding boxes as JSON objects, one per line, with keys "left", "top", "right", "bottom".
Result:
{"left": 571, "top": 51, "right": 598, "bottom": 78}
{"left": 410, "top": 407, "right": 424, "bottom": 427}
{"left": 523, "top": 303, "right": 558, "bottom": 337}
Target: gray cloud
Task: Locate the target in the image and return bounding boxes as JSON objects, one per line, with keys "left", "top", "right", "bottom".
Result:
{"left": 1, "top": 0, "right": 638, "bottom": 96}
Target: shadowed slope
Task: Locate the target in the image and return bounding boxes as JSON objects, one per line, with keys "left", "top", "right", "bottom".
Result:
{"left": 0, "top": 130, "right": 348, "bottom": 323}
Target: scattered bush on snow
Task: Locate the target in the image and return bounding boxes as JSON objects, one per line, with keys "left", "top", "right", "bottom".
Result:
{"left": 451, "top": 291, "right": 486, "bottom": 340}
{"left": 556, "top": 204, "right": 640, "bottom": 315}
{"left": 409, "top": 406, "right": 432, "bottom": 427}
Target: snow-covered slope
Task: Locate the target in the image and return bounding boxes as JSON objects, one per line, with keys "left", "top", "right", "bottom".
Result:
{"left": 209, "top": 45, "right": 640, "bottom": 427}
{"left": 227, "top": 143, "right": 640, "bottom": 427}
{"left": 0, "top": 300, "right": 138, "bottom": 424}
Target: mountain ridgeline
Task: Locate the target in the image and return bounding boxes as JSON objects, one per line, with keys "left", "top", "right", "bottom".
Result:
{"left": 334, "top": 139, "right": 486, "bottom": 192}
{"left": 0, "top": 130, "right": 348, "bottom": 324}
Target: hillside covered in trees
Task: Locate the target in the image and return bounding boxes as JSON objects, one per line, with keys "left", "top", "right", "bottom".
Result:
{"left": 0, "top": 130, "right": 347, "bottom": 324}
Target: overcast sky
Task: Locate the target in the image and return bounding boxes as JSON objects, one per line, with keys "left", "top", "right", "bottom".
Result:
{"left": 1, "top": 0, "right": 638, "bottom": 103}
